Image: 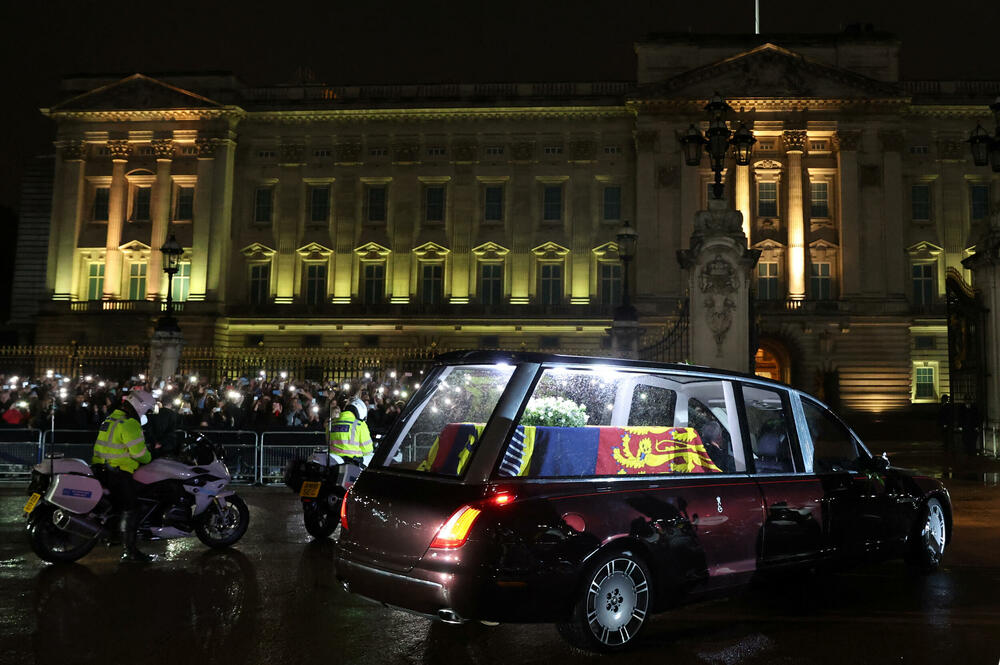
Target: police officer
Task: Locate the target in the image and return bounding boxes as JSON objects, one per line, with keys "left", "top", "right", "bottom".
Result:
{"left": 92, "top": 389, "right": 156, "bottom": 562}
{"left": 329, "top": 396, "right": 374, "bottom": 464}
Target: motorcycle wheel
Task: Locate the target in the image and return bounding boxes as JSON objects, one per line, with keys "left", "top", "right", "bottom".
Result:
{"left": 26, "top": 506, "right": 99, "bottom": 563}
{"left": 195, "top": 495, "right": 250, "bottom": 549}
{"left": 303, "top": 501, "right": 338, "bottom": 540}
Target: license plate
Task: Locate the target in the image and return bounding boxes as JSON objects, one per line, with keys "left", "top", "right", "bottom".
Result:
{"left": 300, "top": 481, "right": 321, "bottom": 498}
{"left": 23, "top": 493, "right": 41, "bottom": 514}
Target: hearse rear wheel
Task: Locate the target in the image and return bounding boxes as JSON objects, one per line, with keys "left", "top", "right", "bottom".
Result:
{"left": 557, "top": 550, "right": 652, "bottom": 652}
{"left": 908, "top": 497, "right": 947, "bottom": 573}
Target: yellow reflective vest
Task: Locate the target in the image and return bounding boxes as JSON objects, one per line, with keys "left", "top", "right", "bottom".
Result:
{"left": 328, "top": 411, "right": 373, "bottom": 458}
{"left": 92, "top": 409, "right": 150, "bottom": 473}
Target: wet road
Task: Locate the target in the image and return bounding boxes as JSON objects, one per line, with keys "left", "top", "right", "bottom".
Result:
{"left": 1, "top": 453, "right": 998, "bottom": 665}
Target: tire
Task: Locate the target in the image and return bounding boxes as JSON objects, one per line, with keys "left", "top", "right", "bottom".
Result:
{"left": 25, "top": 506, "right": 100, "bottom": 563}
{"left": 195, "top": 494, "right": 250, "bottom": 548}
{"left": 556, "top": 550, "right": 653, "bottom": 652}
{"left": 303, "top": 501, "right": 339, "bottom": 540}
{"left": 907, "top": 497, "right": 947, "bottom": 572}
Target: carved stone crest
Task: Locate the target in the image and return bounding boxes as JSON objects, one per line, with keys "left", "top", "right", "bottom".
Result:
{"left": 700, "top": 254, "right": 738, "bottom": 295}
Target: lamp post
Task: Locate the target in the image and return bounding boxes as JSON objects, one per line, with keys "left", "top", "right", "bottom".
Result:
{"left": 968, "top": 97, "right": 1000, "bottom": 172}
{"left": 680, "top": 93, "right": 756, "bottom": 200}
{"left": 156, "top": 234, "right": 183, "bottom": 333}
{"left": 615, "top": 219, "right": 638, "bottom": 320}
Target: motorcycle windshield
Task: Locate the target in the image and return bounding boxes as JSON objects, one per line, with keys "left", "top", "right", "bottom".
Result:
{"left": 374, "top": 364, "right": 516, "bottom": 478}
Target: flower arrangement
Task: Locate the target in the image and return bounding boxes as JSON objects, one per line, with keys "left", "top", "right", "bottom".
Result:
{"left": 521, "top": 395, "right": 589, "bottom": 428}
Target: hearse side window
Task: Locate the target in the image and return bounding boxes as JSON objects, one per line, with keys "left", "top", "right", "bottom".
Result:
{"left": 801, "top": 398, "right": 860, "bottom": 473}
{"left": 741, "top": 385, "right": 799, "bottom": 474}
{"left": 381, "top": 364, "right": 516, "bottom": 477}
{"left": 497, "top": 367, "right": 740, "bottom": 478}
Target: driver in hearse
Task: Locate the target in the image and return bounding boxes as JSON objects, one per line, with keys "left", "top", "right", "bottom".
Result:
{"left": 91, "top": 389, "right": 156, "bottom": 562}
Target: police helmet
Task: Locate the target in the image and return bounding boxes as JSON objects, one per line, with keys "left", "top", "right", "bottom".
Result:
{"left": 350, "top": 397, "right": 368, "bottom": 421}
{"left": 126, "top": 389, "right": 156, "bottom": 418}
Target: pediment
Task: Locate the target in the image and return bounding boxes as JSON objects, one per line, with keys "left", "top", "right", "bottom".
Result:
{"left": 51, "top": 74, "right": 224, "bottom": 112}
{"left": 241, "top": 242, "right": 275, "bottom": 260}
{"left": 636, "top": 43, "right": 905, "bottom": 101}
{"left": 296, "top": 242, "right": 332, "bottom": 260}
{"left": 532, "top": 242, "right": 570, "bottom": 260}
{"left": 753, "top": 238, "right": 786, "bottom": 251}
{"left": 413, "top": 241, "right": 450, "bottom": 260}
{"left": 354, "top": 241, "right": 391, "bottom": 260}
{"left": 591, "top": 241, "right": 620, "bottom": 260}
{"left": 119, "top": 240, "right": 150, "bottom": 258}
{"left": 907, "top": 241, "right": 943, "bottom": 260}
{"left": 471, "top": 241, "right": 509, "bottom": 260}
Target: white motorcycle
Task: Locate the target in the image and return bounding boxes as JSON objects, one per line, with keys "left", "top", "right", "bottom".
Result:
{"left": 23, "top": 432, "right": 249, "bottom": 563}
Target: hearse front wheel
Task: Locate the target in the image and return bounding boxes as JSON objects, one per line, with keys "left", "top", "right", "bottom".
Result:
{"left": 557, "top": 550, "right": 653, "bottom": 652}
{"left": 908, "top": 497, "right": 947, "bottom": 573}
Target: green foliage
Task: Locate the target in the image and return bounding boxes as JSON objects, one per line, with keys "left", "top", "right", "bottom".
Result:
{"left": 521, "top": 395, "right": 589, "bottom": 428}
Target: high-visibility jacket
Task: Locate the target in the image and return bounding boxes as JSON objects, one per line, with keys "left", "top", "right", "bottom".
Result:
{"left": 328, "top": 411, "right": 373, "bottom": 458}
{"left": 92, "top": 409, "right": 150, "bottom": 474}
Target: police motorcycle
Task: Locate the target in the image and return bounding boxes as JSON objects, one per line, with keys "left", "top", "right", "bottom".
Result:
{"left": 24, "top": 429, "right": 250, "bottom": 563}
{"left": 283, "top": 397, "right": 379, "bottom": 540}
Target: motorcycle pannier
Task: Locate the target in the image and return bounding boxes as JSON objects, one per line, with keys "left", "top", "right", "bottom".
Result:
{"left": 44, "top": 473, "right": 103, "bottom": 514}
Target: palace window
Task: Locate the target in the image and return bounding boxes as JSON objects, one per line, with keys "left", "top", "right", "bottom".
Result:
{"left": 913, "top": 363, "right": 938, "bottom": 402}
{"left": 87, "top": 263, "right": 104, "bottom": 301}
{"left": 543, "top": 185, "right": 562, "bottom": 221}
{"left": 173, "top": 261, "right": 190, "bottom": 302}
{"left": 810, "top": 262, "right": 832, "bottom": 300}
{"left": 603, "top": 145, "right": 621, "bottom": 155}
{"left": 362, "top": 263, "right": 385, "bottom": 305}
{"left": 420, "top": 263, "right": 444, "bottom": 305}
{"left": 254, "top": 187, "right": 274, "bottom": 224}
{"left": 911, "top": 185, "right": 931, "bottom": 221}
{"left": 309, "top": 185, "right": 330, "bottom": 224}
{"left": 543, "top": 145, "right": 563, "bottom": 155}
{"left": 757, "top": 182, "right": 778, "bottom": 217}
{"left": 425, "top": 185, "right": 445, "bottom": 222}
{"left": 603, "top": 186, "right": 622, "bottom": 221}
{"left": 485, "top": 145, "right": 504, "bottom": 157}
{"left": 92, "top": 187, "right": 110, "bottom": 222}
{"left": 127, "top": 262, "right": 147, "bottom": 300}
{"left": 304, "top": 263, "right": 326, "bottom": 305}
{"left": 366, "top": 185, "right": 387, "bottom": 223}
{"left": 810, "top": 182, "right": 829, "bottom": 218}
{"left": 249, "top": 264, "right": 270, "bottom": 304}
{"left": 971, "top": 184, "right": 990, "bottom": 222}
{"left": 599, "top": 263, "right": 622, "bottom": 305}
{"left": 427, "top": 146, "right": 446, "bottom": 157}
{"left": 539, "top": 263, "right": 563, "bottom": 305}
{"left": 757, "top": 261, "right": 779, "bottom": 300}
{"left": 131, "top": 187, "right": 151, "bottom": 222}
{"left": 479, "top": 263, "right": 503, "bottom": 305}
{"left": 912, "top": 263, "right": 935, "bottom": 305}
{"left": 174, "top": 186, "right": 194, "bottom": 221}
{"left": 484, "top": 185, "right": 504, "bottom": 222}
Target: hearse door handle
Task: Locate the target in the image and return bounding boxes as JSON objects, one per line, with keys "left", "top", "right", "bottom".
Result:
{"left": 595, "top": 485, "right": 614, "bottom": 493}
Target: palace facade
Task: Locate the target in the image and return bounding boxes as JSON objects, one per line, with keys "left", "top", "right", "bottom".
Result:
{"left": 17, "top": 31, "right": 1000, "bottom": 413}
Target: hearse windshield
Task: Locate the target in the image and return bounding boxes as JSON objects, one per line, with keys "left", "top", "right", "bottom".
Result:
{"left": 376, "top": 363, "right": 516, "bottom": 476}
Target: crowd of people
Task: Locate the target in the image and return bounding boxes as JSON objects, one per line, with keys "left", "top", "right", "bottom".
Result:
{"left": 0, "top": 368, "right": 420, "bottom": 435}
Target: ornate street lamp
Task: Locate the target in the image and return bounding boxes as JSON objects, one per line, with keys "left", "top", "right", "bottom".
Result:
{"left": 156, "top": 234, "right": 183, "bottom": 332}
{"left": 968, "top": 97, "right": 1000, "bottom": 173}
{"left": 615, "top": 219, "right": 638, "bottom": 320}
{"left": 679, "top": 93, "right": 756, "bottom": 199}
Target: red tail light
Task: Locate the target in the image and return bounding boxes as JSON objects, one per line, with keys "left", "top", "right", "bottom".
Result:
{"left": 340, "top": 492, "right": 349, "bottom": 530}
{"left": 429, "top": 505, "right": 482, "bottom": 549}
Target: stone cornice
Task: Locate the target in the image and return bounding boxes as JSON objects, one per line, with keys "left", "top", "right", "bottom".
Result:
{"left": 906, "top": 104, "right": 998, "bottom": 118}
{"left": 42, "top": 106, "right": 245, "bottom": 123}
{"left": 627, "top": 98, "right": 910, "bottom": 114}
{"left": 245, "top": 106, "right": 629, "bottom": 124}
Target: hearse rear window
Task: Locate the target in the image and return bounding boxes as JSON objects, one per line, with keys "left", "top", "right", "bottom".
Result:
{"left": 498, "top": 366, "right": 745, "bottom": 478}
{"left": 380, "top": 364, "right": 516, "bottom": 476}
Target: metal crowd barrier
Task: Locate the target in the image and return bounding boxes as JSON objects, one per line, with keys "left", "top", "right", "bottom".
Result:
{"left": 258, "top": 431, "right": 327, "bottom": 485}
{"left": 0, "top": 429, "right": 43, "bottom": 479}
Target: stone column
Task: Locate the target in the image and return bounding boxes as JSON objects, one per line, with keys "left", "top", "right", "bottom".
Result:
{"left": 149, "top": 329, "right": 184, "bottom": 379}
{"left": 188, "top": 137, "right": 216, "bottom": 301}
{"left": 783, "top": 130, "right": 807, "bottom": 300}
{"left": 104, "top": 140, "right": 131, "bottom": 299}
{"left": 50, "top": 140, "right": 87, "bottom": 300}
{"left": 879, "top": 130, "right": 906, "bottom": 298}
{"left": 835, "top": 130, "right": 863, "bottom": 297}
{"left": 275, "top": 143, "right": 305, "bottom": 304}
{"left": 450, "top": 173, "right": 474, "bottom": 304}
{"left": 964, "top": 213, "right": 1000, "bottom": 447}
{"left": 678, "top": 198, "right": 760, "bottom": 373}
{"left": 148, "top": 138, "right": 174, "bottom": 299}
{"left": 206, "top": 136, "right": 236, "bottom": 300}
{"left": 735, "top": 163, "right": 751, "bottom": 242}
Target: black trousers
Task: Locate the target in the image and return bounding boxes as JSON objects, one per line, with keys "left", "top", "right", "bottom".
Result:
{"left": 100, "top": 465, "right": 138, "bottom": 512}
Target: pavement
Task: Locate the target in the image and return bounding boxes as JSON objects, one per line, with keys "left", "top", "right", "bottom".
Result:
{"left": 0, "top": 441, "right": 998, "bottom": 665}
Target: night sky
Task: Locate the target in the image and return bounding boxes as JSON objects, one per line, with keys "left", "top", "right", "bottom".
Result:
{"left": 2, "top": 0, "right": 998, "bottom": 213}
